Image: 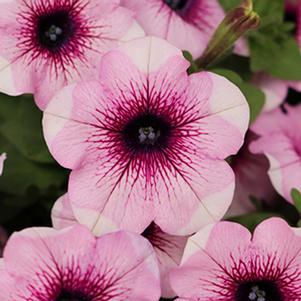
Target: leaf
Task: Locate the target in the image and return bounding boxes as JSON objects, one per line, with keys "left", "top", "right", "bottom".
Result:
{"left": 0, "top": 132, "right": 67, "bottom": 196}
{"left": 291, "top": 188, "right": 301, "bottom": 214}
{"left": 0, "top": 94, "right": 54, "bottom": 164}
{"left": 218, "top": 0, "right": 241, "bottom": 11}
{"left": 220, "top": 0, "right": 284, "bottom": 26}
{"left": 182, "top": 50, "right": 199, "bottom": 74}
{"left": 250, "top": 35, "right": 301, "bottom": 80}
{"left": 253, "top": 0, "right": 284, "bottom": 27}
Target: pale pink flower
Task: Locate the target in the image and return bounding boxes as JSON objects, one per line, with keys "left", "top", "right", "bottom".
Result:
{"left": 226, "top": 131, "right": 277, "bottom": 217}
{"left": 0, "top": 225, "right": 160, "bottom": 300}
{"left": 0, "top": 0, "right": 144, "bottom": 110}
{"left": 0, "top": 153, "right": 6, "bottom": 175}
{"left": 250, "top": 105, "right": 301, "bottom": 204}
{"left": 120, "top": 0, "right": 248, "bottom": 58}
{"left": 43, "top": 36, "right": 249, "bottom": 236}
{"left": 52, "top": 193, "right": 188, "bottom": 298}
{"left": 170, "top": 218, "right": 301, "bottom": 300}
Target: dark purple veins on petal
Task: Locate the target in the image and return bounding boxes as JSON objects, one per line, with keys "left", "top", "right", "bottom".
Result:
{"left": 37, "top": 10, "right": 74, "bottom": 51}
{"left": 235, "top": 281, "right": 283, "bottom": 301}
{"left": 56, "top": 290, "right": 92, "bottom": 301}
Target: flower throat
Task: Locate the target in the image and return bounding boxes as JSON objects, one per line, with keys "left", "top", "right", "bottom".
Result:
{"left": 37, "top": 10, "right": 74, "bottom": 50}
{"left": 164, "top": 0, "right": 190, "bottom": 11}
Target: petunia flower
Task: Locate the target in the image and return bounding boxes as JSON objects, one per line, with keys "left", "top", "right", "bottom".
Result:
{"left": 0, "top": 225, "right": 160, "bottom": 300}
{"left": 120, "top": 0, "right": 248, "bottom": 59}
{"left": 0, "top": 153, "right": 6, "bottom": 176}
{"left": 170, "top": 217, "right": 301, "bottom": 301}
{"left": 0, "top": 0, "right": 144, "bottom": 110}
{"left": 250, "top": 105, "right": 301, "bottom": 204}
{"left": 43, "top": 36, "right": 249, "bottom": 236}
{"left": 52, "top": 193, "right": 189, "bottom": 298}
{"left": 226, "top": 131, "right": 277, "bottom": 217}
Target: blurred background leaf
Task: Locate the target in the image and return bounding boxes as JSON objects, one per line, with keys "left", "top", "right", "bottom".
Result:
{"left": 0, "top": 94, "right": 68, "bottom": 232}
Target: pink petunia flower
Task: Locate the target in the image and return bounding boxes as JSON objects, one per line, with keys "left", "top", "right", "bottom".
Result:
{"left": 120, "top": 0, "right": 248, "bottom": 58}
{"left": 250, "top": 105, "right": 301, "bottom": 204}
{"left": 43, "top": 36, "right": 249, "bottom": 236}
{"left": 120, "top": 0, "right": 224, "bottom": 58}
{"left": 0, "top": 0, "right": 144, "bottom": 110}
{"left": 226, "top": 131, "right": 277, "bottom": 217}
{"left": 52, "top": 193, "right": 189, "bottom": 298}
{"left": 0, "top": 153, "right": 6, "bottom": 176}
{"left": 170, "top": 217, "right": 301, "bottom": 300}
{"left": 0, "top": 225, "right": 160, "bottom": 300}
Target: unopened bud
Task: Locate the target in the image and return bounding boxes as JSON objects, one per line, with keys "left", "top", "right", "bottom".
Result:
{"left": 196, "top": 0, "right": 260, "bottom": 69}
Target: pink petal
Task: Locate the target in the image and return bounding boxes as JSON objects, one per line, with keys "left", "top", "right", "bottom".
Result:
{"left": 121, "top": 0, "right": 225, "bottom": 58}
{"left": 187, "top": 72, "right": 249, "bottom": 160}
{"left": 0, "top": 0, "right": 144, "bottom": 109}
{"left": 51, "top": 193, "right": 77, "bottom": 229}
{"left": 2, "top": 226, "right": 160, "bottom": 300}
{"left": 170, "top": 222, "right": 252, "bottom": 299}
{"left": 154, "top": 159, "right": 235, "bottom": 235}
{"left": 69, "top": 153, "right": 155, "bottom": 235}
{"left": 250, "top": 106, "right": 301, "bottom": 203}
{"left": 142, "top": 223, "right": 188, "bottom": 298}
{"left": 253, "top": 218, "right": 301, "bottom": 268}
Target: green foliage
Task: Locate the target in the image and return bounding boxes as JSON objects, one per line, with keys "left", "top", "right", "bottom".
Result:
{"left": 0, "top": 94, "right": 67, "bottom": 226}
{"left": 0, "top": 94, "right": 54, "bottom": 163}
{"left": 182, "top": 50, "right": 199, "bottom": 74}
{"left": 219, "top": 0, "right": 301, "bottom": 80}
{"left": 250, "top": 36, "right": 301, "bottom": 80}
{"left": 218, "top": 0, "right": 241, "bottom": 11}
{"left": 292, "top": 188, "right": 301, "bottom": 214}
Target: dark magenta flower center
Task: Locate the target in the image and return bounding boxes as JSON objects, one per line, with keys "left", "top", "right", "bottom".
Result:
{"left": 236, "top": 281, "right": 283, "bottom": 301}
{"left": 37, "top": 10, "right": 74, "bottom": 51}
{"left": 164, "top": 0, "right": 188, "bottom": 10}
{"left": 56, "top": 290, "right": 91, "bottom": 301}
{"left": 164, "top": 0, "right": 190, "bottom": 11}
{"left": 122, "top": 113, "right": 171, "bottom": 151}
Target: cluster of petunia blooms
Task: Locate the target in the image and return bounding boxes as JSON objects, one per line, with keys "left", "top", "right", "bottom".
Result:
{"left": 0, "top": 0, "right": 301, "bottom": 300}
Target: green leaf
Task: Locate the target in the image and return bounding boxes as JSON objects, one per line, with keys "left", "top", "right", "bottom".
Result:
{"left": 0, "top": 132, "right": 67, "bottom": 196}
{"left": 250, "top": 35, "right": 301, "bottom": 80}
{"left": 238, "top": 82, "right": 265, "bottom": 123}
{"left": 182, "top": 50, "right": 199, "bottom": 74}
{"left": 0, "top": 94, "right": 54, "bottom": 163}
{"left": 220, "top": 0, "right": 284, "bottom": 26}
{"left": 218, "top": 0, "right": 241, "bottom": 11}
{"left": 291, "top": 188, "right": 301, "bottom": 214}
{"left": 253, "top": 0, "right": 284, "bottom": 27}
